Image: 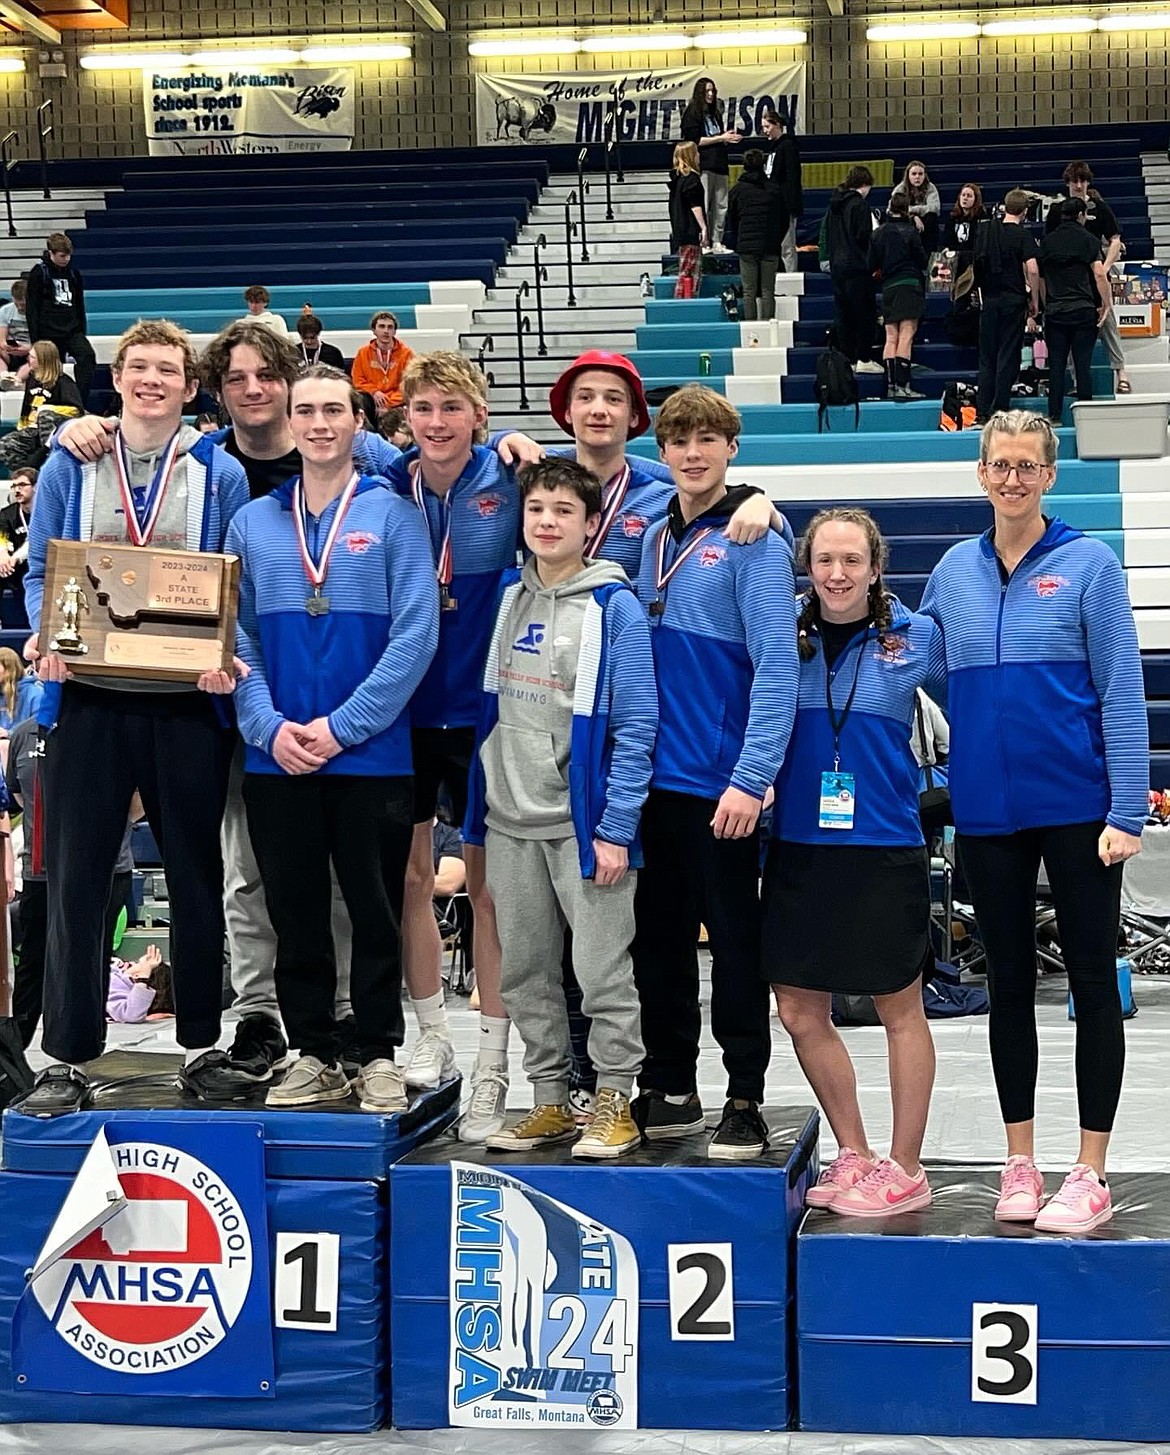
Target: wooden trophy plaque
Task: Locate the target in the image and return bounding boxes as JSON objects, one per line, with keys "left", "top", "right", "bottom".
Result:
{"left": 38, "top": 540, "right": 240, "bottom": 684}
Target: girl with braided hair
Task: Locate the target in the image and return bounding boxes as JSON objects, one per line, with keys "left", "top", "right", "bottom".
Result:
{"left": 764, "top": 507, "right": 947, "bottom": 1217}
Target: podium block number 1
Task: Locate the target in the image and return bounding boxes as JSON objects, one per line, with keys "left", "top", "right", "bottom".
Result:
{"left": 971, "top": 1303, "right": 1038, "bottom": 1405}
{"left": 667, "top": 1243, "right": 735, "bottom": 1341}
{"left": 275, "top": 1232, "right": 340, "bottom": 1332}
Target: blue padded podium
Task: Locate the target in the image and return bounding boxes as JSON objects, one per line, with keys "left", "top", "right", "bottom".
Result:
{"left": 389, "top": 1104, "right": 819, "bottom": 1433}
{"left": 0, "top": 1050, "right": 459, "bottom": 1433}
{"left": 798, "top": 1169, "right": 1170, "bottom": 1441}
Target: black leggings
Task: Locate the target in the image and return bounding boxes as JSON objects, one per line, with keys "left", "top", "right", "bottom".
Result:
{"left": 958, "top": 821, "right": 1124, "bottom": 1133}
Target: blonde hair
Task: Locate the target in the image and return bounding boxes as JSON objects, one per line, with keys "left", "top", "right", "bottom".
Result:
{"left": 673, "top": 141, "right": 701, "bottom": 176}
{"left": 30, "top": 338, "right": 62, "bottom": 388}
{"left": 402, "top": 351, "right": 489, "bottom": 442}
{"left": 113, "top": 319, "right": 200, "bottom": 383}
{"left": 980, "top": 409, "right": 1059, "bottom": 466}
{"left": 0, "top": 646, "right": 21, "bottom": 721}
{"left": 654, "top": 384, "right": 740, "bottom": 447}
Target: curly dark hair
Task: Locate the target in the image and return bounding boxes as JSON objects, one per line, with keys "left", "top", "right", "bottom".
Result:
{"left": 199, "top": 319, "right": 300, "bottom": 397}
{"left": 795, "top": 507, "right": 894, "bottom": 660}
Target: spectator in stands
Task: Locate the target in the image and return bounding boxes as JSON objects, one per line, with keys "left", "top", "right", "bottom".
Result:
{"left": 974, "top": 189, "right": 1040, "bottom": 421}
{"left": 726, "top": 148, "right": 788, "bottom": 322}
{"left": 25, "top": 234, "right": 95, "bottom": 406}
{"left": 295, "top": 313, "right": 346, "bottom": 372}
{"left": 942, "top": 182, "right": 987, "bottom": 276}
{"left": 826, "top": 166, "right": 882, "bottom": 372}
{"left": 107, "top": 943, "right": 175, "bottom": 1023}
{"left": 433, "top": 816, "right": 466, "bottom": 897}
{"left": 1046, "top": 161, "right": 1131, "bottom": 393}
{"left": 0, "top": 279, "right": 31, "bottom": 379}
{"left": 378, "top": 406, "right": 412, "bottom": 450}
{"left": 668, "top": 142, "right": 707, "bottom": 299}
{"left": 195, "top": 412, "right": 221, "bottom": 434}
{"left": 1038, "top": 197, "right": 1112, "bottom": 424}
{"left": 868, "top": 194, "right": 927, "bottom": 401}
{"left": 240, "top": 285, "right": 289, "bottom": 337}
{"left": 352, "top": 311, "right": 413, "bottom": 413}
{"left": 768, "top": 508, "right": 945, "bottom": 1216}
{"left": 890, "top": 161, "right": 941, "bottom": 255}
{"left": 759, "top": 110, "right": 802, "bottom": 274}
{"left": 17, "top": 318, "right": 256, "bottom": 1116}
{"left": 0, "top": 341, "right": 83, "bottom": 469}
{"left": 228, "top": 365, "right": 437, "bottom": 1112}
{"left": 631, "top": 386, "right": 798, "bottom": 1160}
{"left": 922, "top": 410, "right": 1147, "bottom": 1234}
{"left": 0, "top": 466, "right": 37, "bottom": 625}
{"left": 680, "top": 77, "right": 740, "bottom": 252}
{"left": 0, "top": 647, "right": 40, "bottom": 732}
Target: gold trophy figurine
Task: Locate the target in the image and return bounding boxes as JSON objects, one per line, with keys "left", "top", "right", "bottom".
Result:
{"left": 50, "top": 575, "right": 90, "bottom": 655}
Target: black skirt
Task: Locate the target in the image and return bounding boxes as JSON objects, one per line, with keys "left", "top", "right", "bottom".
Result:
{"left": 762, "top": 839, "right": 932, "bottom": 995}
{"left": 882, "top": 280, "right": 926, "bottom": 323}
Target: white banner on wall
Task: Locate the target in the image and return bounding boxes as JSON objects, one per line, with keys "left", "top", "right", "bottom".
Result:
{"left": 143, "top": 67, "right": 354, "bottom": 156}
{"left": 475, "top": 63, "right": 805, "bottom": 148}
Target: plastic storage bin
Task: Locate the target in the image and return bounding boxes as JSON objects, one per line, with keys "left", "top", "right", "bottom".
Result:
{"left": 1073, "top": 397, "right": 1170, "bottom": 459}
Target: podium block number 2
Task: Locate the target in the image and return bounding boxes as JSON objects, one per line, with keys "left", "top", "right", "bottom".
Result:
{"left": 668, "top": 1243, "right": 734, "bottom": 1341}
{"left": 971, "top": 1303, "right": 1038, "bottom": 1405}
{"left": 275, "top": 1232, "right": 340, "bottom": 1332}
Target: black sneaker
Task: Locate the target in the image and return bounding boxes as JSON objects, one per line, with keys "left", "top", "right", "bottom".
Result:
{"left": 708, "top": 1099, "right": 768, "bottom": 1161}
{"left": 226, "top": 1014, "right": 289, "bottom": 1082}
{"left": 13, "top": 1064, "right": 90, "bottom": 1118}
{"left": 337, "top": 1015, "right": 360, "bottom": 1081}
{"left": 178, "top": 1050, "right": 257, "bottom": 1103}
{"left": 631, "top": 1090, "right": 705, "bottom": 1141}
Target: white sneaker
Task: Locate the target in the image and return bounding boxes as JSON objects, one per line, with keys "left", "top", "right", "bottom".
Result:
{"left": 403, "top": 1030, "right": 456, "bottom": 1090}
{"left": 356, "top": 1057, "right": 408, "bottom": 1113}
{"left": 459, "top": 1062, "right": 509, "bottom": 1142}
{"left": 569, "top": 1087, "right": 596, "bottom": 1125}
{"left": 854, "top": 360, "right": 885, "bottom": 374}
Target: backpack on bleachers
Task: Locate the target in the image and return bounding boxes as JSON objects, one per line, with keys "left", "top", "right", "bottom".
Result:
{"left": 815, "top": 348, "right": 860, "bottom": 433}
{"left": 939, "top": 381, "right": 978, "bottom": 431}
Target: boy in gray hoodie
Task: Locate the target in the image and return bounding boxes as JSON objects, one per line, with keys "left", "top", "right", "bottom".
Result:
{"left": 465, "top": 457, "right": 658, "bottom": 1159}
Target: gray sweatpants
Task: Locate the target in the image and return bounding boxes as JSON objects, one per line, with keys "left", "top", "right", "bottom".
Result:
{"left": 486, "top": 829, "right": 643, "bottom": 1101}
{"left": 222, "top": 748, "right": 353, "bottom": 1022}
{"left": 1098, "top": 298, "right": 1126, "bottom": 373}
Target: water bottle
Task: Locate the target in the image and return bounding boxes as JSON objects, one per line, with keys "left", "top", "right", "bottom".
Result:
{"left": 1033, "top": 335, "right": 1048, "bottom": 369}
{"left": 1020, "top": 340, "right": 1034, "bottom": 370}
{"left": 699, "top": 352, "right": 712, "bottom": 376}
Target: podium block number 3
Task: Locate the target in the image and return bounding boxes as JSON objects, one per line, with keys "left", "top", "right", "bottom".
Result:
{"left": 275, "top": 1232, "right": 340, "bottom": 1332}
{"left": 971, "top": 1303, "right": 1038, "bottom": 1405}
{"left": 668, "top": 1243, "right": 734, "bottom": 1341}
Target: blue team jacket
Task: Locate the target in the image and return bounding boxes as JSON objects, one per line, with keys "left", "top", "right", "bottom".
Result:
{"left": 636, "top": 507, "right": 799, "bottom": 802}
{"left": 386, "top": 445, "right": 521, "bottom": 730}
{"left": 921, "top": 517, "right": 1149, "bottom": 837}
{"left": 226, "top": 475, "right": 438, "bottom": 776}
{"left": 25, "top": 433, "right": 249, "bottom": 631}
{"left": 774, "top": 598, "right": 948, "bottom": 847}
{"left": 465, "top": 571, "right": 658, "bottom": 878}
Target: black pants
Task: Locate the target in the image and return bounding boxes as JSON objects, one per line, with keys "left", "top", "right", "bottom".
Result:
{"left": 1044, "top": 310, "right": 1097, "bottom": 422}
{"left": 632, "top": 789, "right": 770, "bottom": 1103}
{"left": 14, "top": 871, "right": 129, "bottom": 1049}
{"left": 244, "top": 773, "right": 412, "bottom": 1065}
{"left": 831, "top": 270, "right": 877, "bottom": 365}
{"left": 43, "top": 684, "right": 233, "bottom": 1063}
{"left": 958, "top": 821, "right": 1124, "bottom": 1133}
{"left": 978, "top": 295, "right": 1029, "bottom": 418}
{"left": 42, "top": 328, "right": 95, "bottom": 405}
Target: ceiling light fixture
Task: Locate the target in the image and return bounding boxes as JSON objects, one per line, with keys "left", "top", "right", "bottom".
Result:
{"left": 579, "top": 32, "right": 694, "bottom": 51}
{"left": 468, "top": 37, "right": 582, "bottom": 55}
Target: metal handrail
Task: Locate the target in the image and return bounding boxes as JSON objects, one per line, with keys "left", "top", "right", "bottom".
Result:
{"left": 608, "top": 82, "right": 626, "bottom": 183}
{"left": 36, "top": 100, "right": 52, "bottom": 200}
{"left": 0, "top": 131, "right": 17, "bottom": 239}
{"left": 532, "top": 233, "right": 548, "bottom": 356}
{"left": 574, "top": 149, "right": 590, "bottom": 262}
{"left": 563, "top": 196, "right": 578, "bottom": 308}
{"left": 476, "top": 334, "right": 495, "bottom": 388}
{"left": 602, "top": 136, "right": 613, "bottom": 222}
{"left": 514, "top": 281, "right": 532, "bottom": 411}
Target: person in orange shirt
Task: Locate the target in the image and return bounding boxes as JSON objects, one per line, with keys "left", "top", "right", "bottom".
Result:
{"left": 352, "top": 311, "right": 414, "bottom": 412}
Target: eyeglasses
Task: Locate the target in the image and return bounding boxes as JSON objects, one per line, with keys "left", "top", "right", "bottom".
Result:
{"left": 983, "top": 460, "right": 1048, "bottom": 484}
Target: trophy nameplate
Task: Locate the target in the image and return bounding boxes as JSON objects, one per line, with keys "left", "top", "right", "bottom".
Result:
{"left": 39, "top": 541, "right": 240, "bottom": 684}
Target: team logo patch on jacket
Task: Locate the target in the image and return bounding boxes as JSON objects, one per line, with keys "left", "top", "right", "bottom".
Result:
{"left": 875, "top": 632, "right": 911, "bottom": 664}
{"left": 1029, "top": 573, "right": 1070, "bottom": 598}
{"left": 619, "top": 513, "right": 648, "bottom": 538}
{"left": 473, "top": 494, "right": 504, "bottom": 518}
{"left": 698, "top": 545, "right": 727, "bottom": 567}
{"left": 342, "top": 530, "right": 380, "bottom": 554}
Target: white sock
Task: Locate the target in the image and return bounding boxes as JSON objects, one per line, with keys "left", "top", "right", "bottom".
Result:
{"left": 183, "top": 1046, "right": 216, "bottom": 1067}
{"left": 412, "top": 991, "right": 450, "bottom": 1036}
{"left": 477, "top": 1014, "right": 511, "bottom": 1064}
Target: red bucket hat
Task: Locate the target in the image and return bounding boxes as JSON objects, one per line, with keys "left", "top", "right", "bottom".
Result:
{"left": 548, "top": 351, "right": 652, "bottom": 439}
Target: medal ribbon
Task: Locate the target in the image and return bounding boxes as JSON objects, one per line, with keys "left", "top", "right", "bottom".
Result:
{"left": 293, "top": 472, "right": 360, "bottom": 594}
{"left": 584, "top": 463, "right": 631, "bottom": 561}
{"left": 113, "top": 428, "right": 183, "bottom": 547}
{"left": 655, "top": 523, "right": 716, "bottom": 597}
{"left": 410, "top": 462, "right": 454, "bottom": 587}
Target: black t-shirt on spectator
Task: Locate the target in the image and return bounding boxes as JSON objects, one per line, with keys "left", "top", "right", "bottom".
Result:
{"left": 1039, "top": 222, "right": 1102, "bottom": 317}
{"left": 432, "top": 819, "right": 463, "bottom": 870}
{"left": 977, "top": 221, "right": 1039, "bottom": 300}
{"left": 1045, "top": 193, "right": 1120, "bottom": 247}
{"left": 224, "top": 433, "right": 302, "bottom": 501}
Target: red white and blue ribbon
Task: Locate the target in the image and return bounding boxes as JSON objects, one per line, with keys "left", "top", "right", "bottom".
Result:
{"left": 410, "top": 462, "right": 453, "bottom": 586}
{"left": 293, "top": 472, "right": 360, "bottom": 594}
{"left": 655, "top": 523, "right": 716, "bottom": 596}
{"left": 113, "top": 428, "right": 183, "bottom": 547}
{"left": 584, "top": 463, "right": 631, "bottom": 561}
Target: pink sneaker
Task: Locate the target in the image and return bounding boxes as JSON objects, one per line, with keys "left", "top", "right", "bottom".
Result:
{"left": 805, "top": 1148, "right": 876, "bottom": 1208}
{"left": 1034, "top": 1164, "right": 1113, "bottom": 1234}
{"left": 830, "top": 1159, "right": 932, "bottom": 1218}
{"left": 995, "top": 1155, "right": 1045, "bottom": 1223}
